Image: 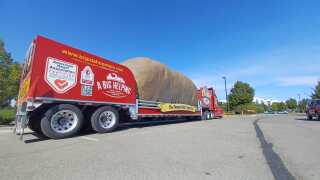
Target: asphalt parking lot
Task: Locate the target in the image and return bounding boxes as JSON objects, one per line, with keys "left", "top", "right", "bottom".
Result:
{"left": 0, "top": 114, "right": 319, "bottom": 180}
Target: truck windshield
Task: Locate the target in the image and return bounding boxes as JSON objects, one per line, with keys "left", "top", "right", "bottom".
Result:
{"left": 310, "top": 99, "right": 320, "bottom": 106}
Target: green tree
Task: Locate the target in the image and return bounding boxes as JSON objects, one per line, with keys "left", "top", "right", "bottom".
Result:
{"left": 278, "top": 102, "right": 287, "bottom": 111}
{"left": 312, "top": 81, "right": 320, "bottom": 99}
{"left": 286, "top": 98, "right": 297, "bottom": 111}
{"left": 271, "top": 102, "right": 279, "bottom": 111}
{"left": 220, "top": 102, "right": 227, "bottom": 112}
{"left": 0, "top": 40, "right": 13, "bottom": 64}
{"left": 228, "top": 81, "right": 255, "bottom": 114}
{"left": 0, "top": 39, "right": 21, "bottom": 106}
{"left": 298, "top": 98, "right": 308, "bottom": 113}
{"left": 243, "top": 103, "right": 258, "bottom": 114}
{"left": 271, "top": 102, "right": 286, "bottom": 111}
{"left": 253, "top": 102, "right": 266, "bottom": 113}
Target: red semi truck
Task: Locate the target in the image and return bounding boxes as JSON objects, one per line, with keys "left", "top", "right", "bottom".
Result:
{"left": 15, "top": 36, "right": 223, "bottom": 139}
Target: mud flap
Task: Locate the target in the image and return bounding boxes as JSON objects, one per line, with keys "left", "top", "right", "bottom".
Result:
{"left": 14, "top": 112, "right": 29, "bottom": 140}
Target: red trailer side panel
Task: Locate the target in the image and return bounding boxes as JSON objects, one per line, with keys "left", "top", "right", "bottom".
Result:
{"left": 26, "top": 36, "right": 137, "bottom": 105}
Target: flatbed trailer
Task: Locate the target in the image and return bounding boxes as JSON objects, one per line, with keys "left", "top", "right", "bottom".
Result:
{"left": 14, "top": 36, "right": 223, "bottom": 140}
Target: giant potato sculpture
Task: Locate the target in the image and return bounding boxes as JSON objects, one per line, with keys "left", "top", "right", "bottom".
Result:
{"left": 122, "top": 57, "right": 198, "bottom": 106}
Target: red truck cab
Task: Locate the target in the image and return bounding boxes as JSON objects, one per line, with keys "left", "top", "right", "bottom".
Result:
{"left": 198, "top": 87, "right": 224, "bottom": 119}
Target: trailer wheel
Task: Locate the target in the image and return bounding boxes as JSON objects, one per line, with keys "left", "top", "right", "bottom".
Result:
{"left": 210, "top": 112, "right": 214, "bottom": 119}
{"left": 91, "top": 106, "right": 119, "bottom": 133}
{"left": 40, "top": 104, "right": 84, "bottom": 139}
{"left": 202, "top": 111, "right": 209, "bottom": 120}
{"left": 201, "top": 112, "right": 206, "bottom": 120}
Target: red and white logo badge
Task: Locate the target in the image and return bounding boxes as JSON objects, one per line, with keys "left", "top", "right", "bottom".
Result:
{"left": 45, "top": 57, "right": 78, "bottom": 93}
{"left": 96, "top": 73, "right": 131, "bottom": 98}
{"left": 80, "top": 66, "right": 94, "bottom": 86}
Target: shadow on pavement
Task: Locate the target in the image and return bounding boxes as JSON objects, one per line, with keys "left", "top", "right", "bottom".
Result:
{"left": 118, "top": 118, "right": 198, "bottom": 131}
{"left": 23, "top": 118, "right": 206, "bottom": 143}
{"left": 24, "top": 132, "right": 49, "bottom": 143}
{"left": 254, "top": 119, "right": 296, "bottom": 180}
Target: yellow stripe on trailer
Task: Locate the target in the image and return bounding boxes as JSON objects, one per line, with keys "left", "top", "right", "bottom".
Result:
{"left": 159, "top": 103, "right": 197, "bottom": 112}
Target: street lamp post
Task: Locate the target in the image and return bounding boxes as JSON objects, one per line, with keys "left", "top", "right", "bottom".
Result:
{"left": 297, "top": 93, "right": 301, "bottom": 112}
{"left": 222, "top": 76, "right": 229, "bottom": 112}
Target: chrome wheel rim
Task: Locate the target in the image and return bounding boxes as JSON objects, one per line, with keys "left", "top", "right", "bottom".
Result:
{"left": 51, "top": 110, "right": 78, "bottom": 133}
{"left": 98, "top": 111, "right": 116, "bottom": 129}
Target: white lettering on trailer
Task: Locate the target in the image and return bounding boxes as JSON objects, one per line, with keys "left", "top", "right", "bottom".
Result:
{"left": 96, "top": 73, "right": 131, "bottom": 98}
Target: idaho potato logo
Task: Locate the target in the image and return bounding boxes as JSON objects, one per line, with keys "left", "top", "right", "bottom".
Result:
{"left": 45, "top": 57, "right": 78, "bottom": 93}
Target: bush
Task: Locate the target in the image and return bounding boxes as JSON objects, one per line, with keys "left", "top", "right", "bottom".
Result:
{"left": 224, "top": 111, "right": 235, "bottom": 115}
{"left": 233, "top": 103, "right": 266, "bottom": 114}
{"left": 0, "top": 107, "right": 15, "bottom": 125}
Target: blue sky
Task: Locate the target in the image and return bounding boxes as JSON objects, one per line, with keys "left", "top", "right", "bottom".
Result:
{"left": 2, "top": 0, "right": 320, "bottom": 101}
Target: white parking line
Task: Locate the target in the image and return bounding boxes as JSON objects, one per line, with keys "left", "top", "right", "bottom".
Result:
{"left": 79, "top": 136, "right": 99, "bottom": 142}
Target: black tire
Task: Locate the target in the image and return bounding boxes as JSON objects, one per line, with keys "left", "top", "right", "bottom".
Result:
{"left": 210, "top": 112, "right": 214, "bottom": 119}
{"left": 206, "top": 111, "right": 211, "bottom": 120}
{"left": 28, "top": 117, "right": 42, "bottom": 134}
{"left": 40, "top": 104, "right": 84, "bottom": 139}
{"left": 307, "top": 114, "right": 313, "bottom": 120}
{"left": 201, "top": 112, "right": 206, "bottom": 120}
{"left": 202, "top": 111, "right": 209, "bottom": 120}
{"left": 91, "top": 106, "right": 119, "bottom": 133}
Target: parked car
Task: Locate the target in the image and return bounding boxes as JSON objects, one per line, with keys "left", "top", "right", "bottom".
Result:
{"left": 277, "top": 111, "right": 289, "bottom": 114}
{"left": 306, "top": 99, "right": 320, "bottom": 120}
{"left": 264, "top": 111, "right": 275, "bottom": 114}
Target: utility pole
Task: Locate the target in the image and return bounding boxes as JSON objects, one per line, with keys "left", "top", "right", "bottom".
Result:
{"left": 222, "top": 76, "right": 229, "bottom": 112}
{"left": 297, "top": 93, "right": 301, "bottom": 112}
